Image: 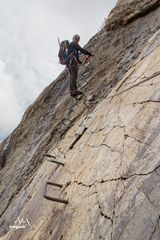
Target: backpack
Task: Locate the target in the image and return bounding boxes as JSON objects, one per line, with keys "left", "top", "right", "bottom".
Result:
{"left": 58, "top": 40, "right": 70, "bottom": 65}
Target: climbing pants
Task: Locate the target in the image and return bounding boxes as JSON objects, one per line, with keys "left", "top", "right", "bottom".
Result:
{"left": 67, "top": 60, "right": 78, "bottom": 91}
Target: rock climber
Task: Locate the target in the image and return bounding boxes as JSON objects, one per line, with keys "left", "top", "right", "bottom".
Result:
{"left": 66, "top": 34, "right": 93, "bottom": 98}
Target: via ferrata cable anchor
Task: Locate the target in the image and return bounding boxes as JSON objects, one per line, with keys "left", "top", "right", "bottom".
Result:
{"left": 43, "top": 181, "right": 68, "bottom": 204}
{"left": 43, "top": 153, "right": 68, "bottom": 204}
{"left": 43, "top": 154, "right": 65, "bottom": 166}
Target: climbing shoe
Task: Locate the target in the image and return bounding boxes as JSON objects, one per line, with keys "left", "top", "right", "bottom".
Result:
{"left": 75, "top": 90, "right": 83, "bottom": 95}
{"left": 70, "top": 90, "right": 78, "bottom": 98}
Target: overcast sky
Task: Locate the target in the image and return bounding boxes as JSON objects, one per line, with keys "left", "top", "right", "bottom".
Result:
{"left": 0, "top": 0, "right": 117, "bottom": 142}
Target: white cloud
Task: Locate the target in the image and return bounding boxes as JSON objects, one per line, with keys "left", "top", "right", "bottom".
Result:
{"left": 0, "top": 0, "right": 117, "bottom": 141}
{"left": 0, "top": 61, "right": 22, "bottom": 137}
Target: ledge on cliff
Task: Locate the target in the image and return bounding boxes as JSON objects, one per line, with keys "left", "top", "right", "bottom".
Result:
{"left": 106, "top": 0, "right": 160, "bottom": 30}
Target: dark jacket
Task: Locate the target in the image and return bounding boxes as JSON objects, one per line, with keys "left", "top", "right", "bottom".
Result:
{"left": 68, "top": 42, "right": 92, "bottom": 64}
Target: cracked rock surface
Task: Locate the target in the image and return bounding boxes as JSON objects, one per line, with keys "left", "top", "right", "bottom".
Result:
{"left": 0, "top": 1, "right": 160, "bottom": 240}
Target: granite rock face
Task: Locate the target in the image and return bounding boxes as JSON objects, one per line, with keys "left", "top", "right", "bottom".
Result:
{"left": 0, "top": 1, "right": 160, "bottom": 239}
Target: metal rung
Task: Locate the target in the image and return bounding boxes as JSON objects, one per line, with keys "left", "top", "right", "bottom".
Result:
{"left": 43, "top": 154, "right": 65, "bottom": 166}
{"left": 43, "top": 154, "right": 56, "bottom": 159}
{"left": 43, "top": 181, "right": 68, "bottom": 204}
